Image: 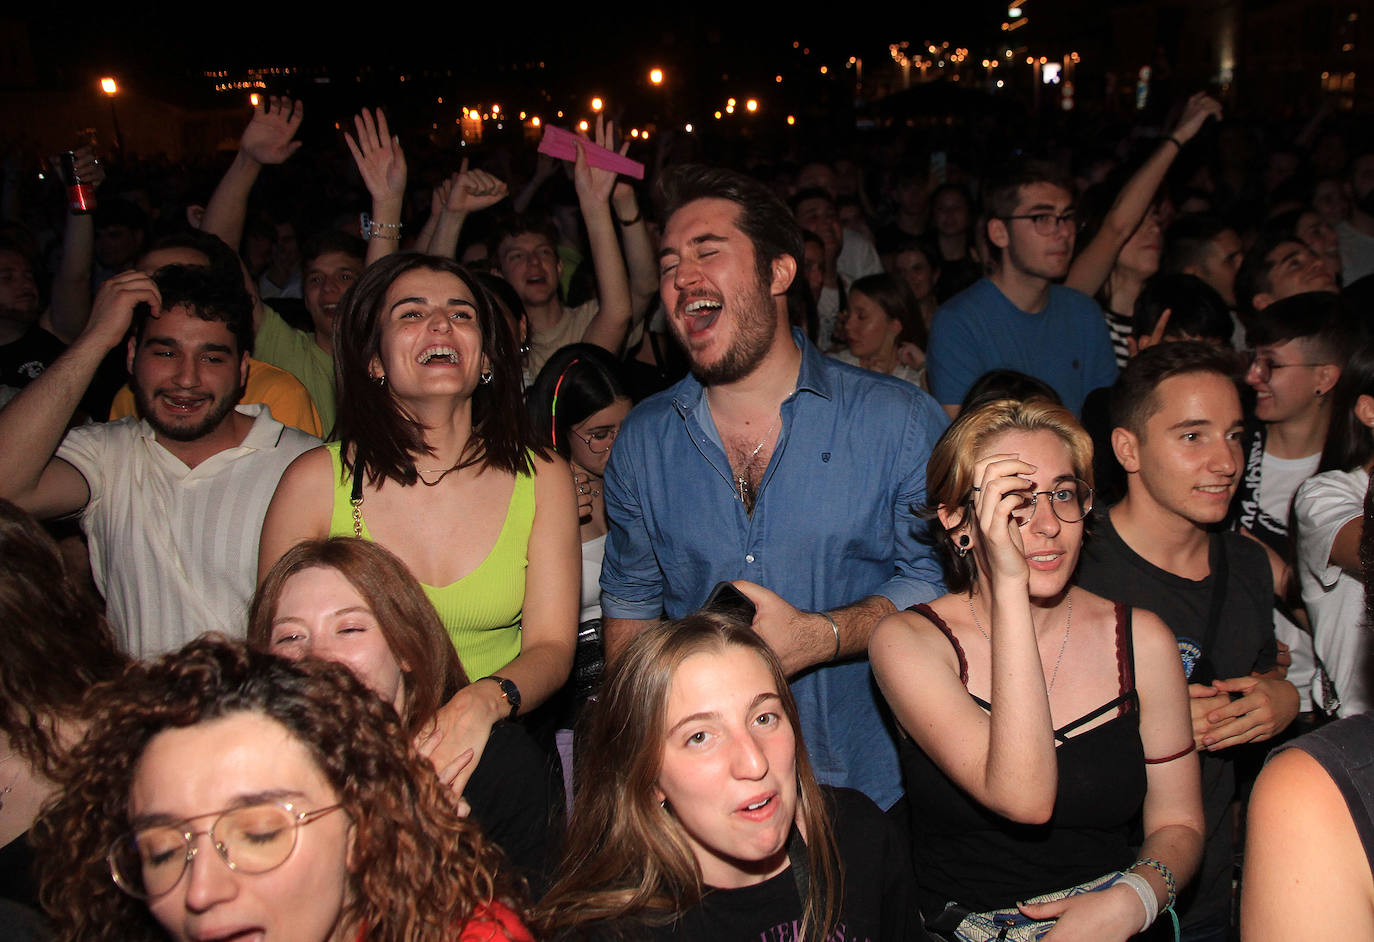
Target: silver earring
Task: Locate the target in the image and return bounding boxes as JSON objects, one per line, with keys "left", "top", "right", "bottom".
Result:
{"left": 374, "top": 374, "right": 386, "bottom": 387}
{"left": 480, "top": 369, "right": 494, "bottom": 385}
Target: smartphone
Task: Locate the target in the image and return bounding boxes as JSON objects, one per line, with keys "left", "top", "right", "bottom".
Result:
{"left": 701, "top": 581, "right": 756, "bottom": 623}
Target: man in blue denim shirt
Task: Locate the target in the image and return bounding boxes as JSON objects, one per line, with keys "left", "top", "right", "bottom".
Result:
{"left": 600, "top": 165, "right": 948, "bottom": 809}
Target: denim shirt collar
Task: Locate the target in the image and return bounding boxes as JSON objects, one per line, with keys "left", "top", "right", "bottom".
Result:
{"left": 669, "top": 327, "right": 833, "bottom": 419}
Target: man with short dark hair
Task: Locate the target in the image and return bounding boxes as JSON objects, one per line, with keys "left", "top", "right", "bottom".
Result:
{"left": 1078, "top": 341, "right": 1297, "bottom": 940}
{"left": 927, "top": 160, "right": 1117, "bottom": 416}
{"left": 1161, "top": 214, "right": 1245, "bottom": 310}
{"left": 601, "top": 164, "right": 947, "bottom": 809}
{"left": 0, "top": 265, "right": 318, "bottom": 657}
{"left": 1234, "top": 228, "right": 1339, "bottom": 320}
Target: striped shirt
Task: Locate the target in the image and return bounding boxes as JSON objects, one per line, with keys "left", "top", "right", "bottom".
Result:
{"left": 57, "top": 404, "right": 319, "bottom": 658}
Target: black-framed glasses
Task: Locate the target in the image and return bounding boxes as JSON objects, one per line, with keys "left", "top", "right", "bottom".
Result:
{"left": 108, "top": 801, "right": 343, "bottom": 899}
{"left": 1007, "top": 478, "right": 1094, "bottom": 526}
{"left": 1245, "top": 353, "right": 1327, "bottom": 384}
{"left": 572, "top": 424, "right": 619, "bottom": 455}
{"left": 1000, "top": 211, "right": 1076, "bottom": 236}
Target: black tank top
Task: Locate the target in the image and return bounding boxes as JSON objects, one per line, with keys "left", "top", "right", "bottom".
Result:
{"left": 900, "top": 601, "right": 1146, "bottom": 915}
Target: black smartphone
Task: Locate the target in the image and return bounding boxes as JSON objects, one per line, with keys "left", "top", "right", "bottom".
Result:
{"left": 701, "top": 580, "right": 757, "bottom": 623}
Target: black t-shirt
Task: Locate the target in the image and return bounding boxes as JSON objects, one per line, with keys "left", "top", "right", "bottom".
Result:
{"left": 579, "top": 787, "right": 921, "bottom": 942}
{"left": 1076, "top": 509, "right": 1275, "bottom": 928}
{"left": 0, "top": 326, "right": 66, "bottom": 391}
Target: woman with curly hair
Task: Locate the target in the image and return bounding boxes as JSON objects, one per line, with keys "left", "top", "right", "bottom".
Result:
{"left": 0, "top": 499, "right": 127, "bottom": 912}
{"left": 249, "top": 537, "right": 559, "bottom": 888}
{"left": 32, "top": 636, "right": 530, "bottom": 942}
{"left": 536, "top": 612, "right": 917, "bottom": 941}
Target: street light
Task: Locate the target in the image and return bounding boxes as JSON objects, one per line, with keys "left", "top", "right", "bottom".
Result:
{"left": 649, "top": 68, "right": 664, "bottom": 85}
{"left": 100, "top": 77, "right": 117, "bottom": 95}
{"left": 591, "top": 97, "right": 603, "bottom": 112}
{"left": 99, "top": 77, "right": 124, "bottom": 156}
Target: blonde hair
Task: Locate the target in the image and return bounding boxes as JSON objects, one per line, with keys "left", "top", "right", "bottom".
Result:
{"left": 926, "top": 398, "right": 1093, "bottom": 592}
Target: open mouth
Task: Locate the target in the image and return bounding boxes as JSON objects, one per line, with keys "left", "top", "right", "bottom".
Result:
{"left": 736, "top": 792, "right": 778, "bottom": 819}
{"left": 159, "top": 394, "right": 209, "bottom": 414}
{"left": 680, "top": 297, "right": 723, "bottom": 337}
{"left": 417, "top": 346, "right": 460, "bottom": 365}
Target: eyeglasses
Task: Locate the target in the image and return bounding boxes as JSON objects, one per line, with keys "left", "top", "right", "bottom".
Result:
{"left": 108, "top": 801, "right": 343, "bottom": 900}
{"left": 1000, "top": 211, "right": 1076, "bottom": 236}
{"left": 971, "top": 478, "right": 1094, "bottom": 526}
{"left": 571, "top": 424, "right": 619, "bottom": 455}
{"left": 1246, "top": 353, "right": 1327, "bottom": 384}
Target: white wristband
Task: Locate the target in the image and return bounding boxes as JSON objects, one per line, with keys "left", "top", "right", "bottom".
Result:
{"left": 1116, "top": 871, "right": 1158, "bottom": 931}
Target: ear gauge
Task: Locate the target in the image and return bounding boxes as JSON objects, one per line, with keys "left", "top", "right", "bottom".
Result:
{"left": 955, "top": 533, "right": 971, "bottom": 558}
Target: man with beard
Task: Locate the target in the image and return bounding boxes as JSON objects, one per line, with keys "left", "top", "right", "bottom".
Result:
{"left": 0, "top": 265, "right": 318, "bottom": 658}
{"left": 600, "top": 164, "right": 948, "bottom": 810}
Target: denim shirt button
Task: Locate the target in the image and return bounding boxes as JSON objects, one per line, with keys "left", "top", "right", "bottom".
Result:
{"left": 745, "top": 554, "right": 755, "bottom": 563}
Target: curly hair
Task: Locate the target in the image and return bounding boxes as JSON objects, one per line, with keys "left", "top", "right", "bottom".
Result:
{"left": 332, "top": 253, "right": 543, "bottom": 486}
{"left": 535, "top": 613, "right": 839, "bottom": 940}
{"left": 247, "top": 537, "right": 468, "bottom": 737}
{"left": 926, "top": 398, "right": 1094, "bottom": 593}
{"left": 0, "top": 499, "right": 126, "bottom": 777}
{"left": 32, "top": 636, "right": 520, "bottom": 942}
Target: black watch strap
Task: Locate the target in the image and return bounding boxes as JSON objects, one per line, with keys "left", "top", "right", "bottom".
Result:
{"left": 490, "top": 675, "right": 520, "bottom": 719}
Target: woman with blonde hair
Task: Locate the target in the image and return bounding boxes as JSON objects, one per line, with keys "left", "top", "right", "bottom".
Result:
{"left": 871, "top": 398, "right": 1203, "bottom": 941}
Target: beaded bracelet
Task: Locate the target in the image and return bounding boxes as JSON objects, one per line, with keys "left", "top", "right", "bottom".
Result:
{"left": 360, "top": 212, "right": 403, "bottom": 241}
{"left": 1131, "top": 856, "right": 1177, "bottom": 912}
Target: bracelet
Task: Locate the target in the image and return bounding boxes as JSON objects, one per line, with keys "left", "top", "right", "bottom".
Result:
{"left": 360, "top": 212, "right": 404, "bottom": 241}
{"left": 615, "top": 209, "right": 643, "bottom": 226}
{"left": 1115, "top": 871, "right": 1158, "bottom": 931}
{"left": 1163, "top": 135, "right": 1183, "bottom": 150}
{"left": 820, "top": 611, "right": 841, "bottom": 661}
{"left": 1131, "top": 857, "right": 1177, "bottom": 912}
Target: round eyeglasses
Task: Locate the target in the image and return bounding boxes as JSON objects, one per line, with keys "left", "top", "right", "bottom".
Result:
{"left": 993, "top": 478, "right": 1094, "bottom": 527}
{"left": 1245, "top": 353, "right": 1327, "bottom": 385}
{"left": 571, "top": 424, "right": 619, "bottom": 455}
{"left": 108, "top": 800, "right": 343, "bottom": 899}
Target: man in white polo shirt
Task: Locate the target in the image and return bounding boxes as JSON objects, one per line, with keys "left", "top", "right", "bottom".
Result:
{"left": 0, "top": 264, "right": 318, "bottom": 657}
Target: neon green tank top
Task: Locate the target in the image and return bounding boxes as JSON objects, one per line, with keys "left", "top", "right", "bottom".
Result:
{"left": 325, "top": 442, "right": 533, "bottom": 679}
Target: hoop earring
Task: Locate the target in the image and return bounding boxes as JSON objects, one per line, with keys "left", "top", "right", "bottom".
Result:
{"left": 480, "top": 369, "right": 494, "bottom": 385}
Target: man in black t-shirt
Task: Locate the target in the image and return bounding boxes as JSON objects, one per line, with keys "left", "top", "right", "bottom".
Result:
{"left": 1077, "top": 342, "right": 1299, "bottom": 942}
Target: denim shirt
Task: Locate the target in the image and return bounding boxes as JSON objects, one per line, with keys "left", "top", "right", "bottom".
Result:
{"left": 601, "top": 329, "right": 948, "bottom": 808}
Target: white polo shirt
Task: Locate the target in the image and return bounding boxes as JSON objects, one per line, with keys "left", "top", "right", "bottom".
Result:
{"left": 57, "top": 404, "right": 319, "bottom": 658}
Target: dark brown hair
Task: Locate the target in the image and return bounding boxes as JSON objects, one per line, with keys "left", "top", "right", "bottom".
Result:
{"left": 0, "top": 499, "right": 127, "bottom": 777}
{"left": 536, "top": 613, "right": 839, "bottom": 940}
{"left": 247, "top": 538, "right": 468, "bottom": 736}
{"left": 332, "top": 253, "right": 542, "bottom": 485}
{"left": 32, "top": 637, "right": 519, "bottom": 942}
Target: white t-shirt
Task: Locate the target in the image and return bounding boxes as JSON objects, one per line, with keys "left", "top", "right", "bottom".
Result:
{"left": 56, "top": 404, "right": 320, "bottom": 658}
{"left": 1258, "top": 450, "right": 1321, "bottom": 525}
{"left": 1295, "top": 467, "right": 1371, "bottom": 717}
{"left": 580, "top": 531, "right": 607, "bottom": 624}
{"left": 1337, "top": 220, "right": 1374, "bottom": 285}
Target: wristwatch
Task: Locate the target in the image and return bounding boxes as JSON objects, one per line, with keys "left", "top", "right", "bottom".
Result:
{"left": 489, "top": 675, "right": 521, "bottom": 719}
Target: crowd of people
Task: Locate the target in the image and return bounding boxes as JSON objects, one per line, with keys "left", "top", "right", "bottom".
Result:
{"left": 2, "top": 78, "right": 1374, "bottom": 941}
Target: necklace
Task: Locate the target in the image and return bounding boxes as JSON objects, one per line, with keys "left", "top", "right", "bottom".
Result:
{"left": 734, "top": 414, "right": 780, "bottom": 514}
{"left": 967, "top": 589, "right": 1073, "bottom": 694}
{"left": 414, "top": 457, "right": 467, "bottom": 487}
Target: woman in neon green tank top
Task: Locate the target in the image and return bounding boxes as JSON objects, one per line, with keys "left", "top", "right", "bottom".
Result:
{"left": 260, "top": 254, "right": 580, "bottom": 792}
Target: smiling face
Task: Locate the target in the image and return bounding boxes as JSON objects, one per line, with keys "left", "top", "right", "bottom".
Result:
{"left": 268, "top": 567, "right": 406, "bottom": 713}
{"left": 130, "top": 712, "right": 354, "bottom": 942}
{"left": 1245, "top": 337, "right": 1334, "bottom": 426}
{"left": 1115, "top": 370, "right": 1244, "bottom": 528}
{"left": 371, "top": 267, "right": 486, "bottom": 402}
{"left": 975, "top": 429, "right": 1086, "bottom": 600}
{"left": 844, "top": 290, "right": 901, "bottom": 360}
{"left": 659, "top": 197, "right": 791, "bottom": 386}
{"left": 655, "top": 644, "right": 798, "bottom": 889}
{"left": 569, "top": 397, "right": 631, "bottom": 476}
{"left": 304, "top": 251, "right": 363, "bottom": 346}
{"left": 1259, "top": 241, "right": 1339, "bottom": 305}
{"left": 129, "top": 305, "right": 248, "bottom": 443}
{"left": 497, "top": 232, "right": 562, "bottom": 309}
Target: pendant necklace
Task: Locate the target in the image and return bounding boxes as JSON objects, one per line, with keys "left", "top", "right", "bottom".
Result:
{"left": 967, "top": 589, "right": 1073, "bottom": 694}
{"left": 735, "top": 414, "right": 780, "bottom": 514}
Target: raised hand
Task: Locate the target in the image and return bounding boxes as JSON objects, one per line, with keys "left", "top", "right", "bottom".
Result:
{"left": 69, "top": 146, "right": 105, "bottom": 190}
{"left": 574, "top": 113, "right": 628, "bottom": 207}
{"left": 344, "top": 108, "right": 407, "bottom": 204}
{"left": 445, "top": 158, "right": 508, "bottom": 215}
{"left": 967, "top": 452, "right": 1038, "bottom": 585}
{"left": 240, "top": 95, "right": 304, "bottom": 166}
{"left": 1172, "top": 92, "right": 1222, "bottom": 145}
{"left": 85, "top": 270, "right": 161, "bottom": 351}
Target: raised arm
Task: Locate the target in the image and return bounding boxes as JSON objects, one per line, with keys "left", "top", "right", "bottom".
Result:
{"left": 426, "top": 159, "right": 509, "bottom": 259}
{"left": 611, "top": 182, "right": 659, "bottom": 317}
{"left": 343, "top": 108, "right": 407, "bottom": 266}
{"left": 573, "top": 117, "right": 635, "bottom": 356}
{"left": 1065, "top": 92, "right": 1222, "bottom": 297}
{"left": 512, "top": 153, "right": 559, "bottom": 215}
{"left": 43, "top": 147, "right": 104, "bottom": 343}
{"left": 873, "top": 452, "right": 1057, "bottom": 823}
{"left": 0, "top": 271, "right": 159, "bottom": 518}
{"left": 202, "top": 96, "right": 303, "bottom": 253}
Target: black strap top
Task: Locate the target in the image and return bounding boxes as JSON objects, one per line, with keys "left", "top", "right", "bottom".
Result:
{"left": 899, "top": 601, "right": 1146, "bottom": 915}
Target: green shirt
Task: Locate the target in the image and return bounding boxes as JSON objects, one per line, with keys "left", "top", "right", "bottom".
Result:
{"left": 255, "top": 304, "right": 336, "bottom": 436}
